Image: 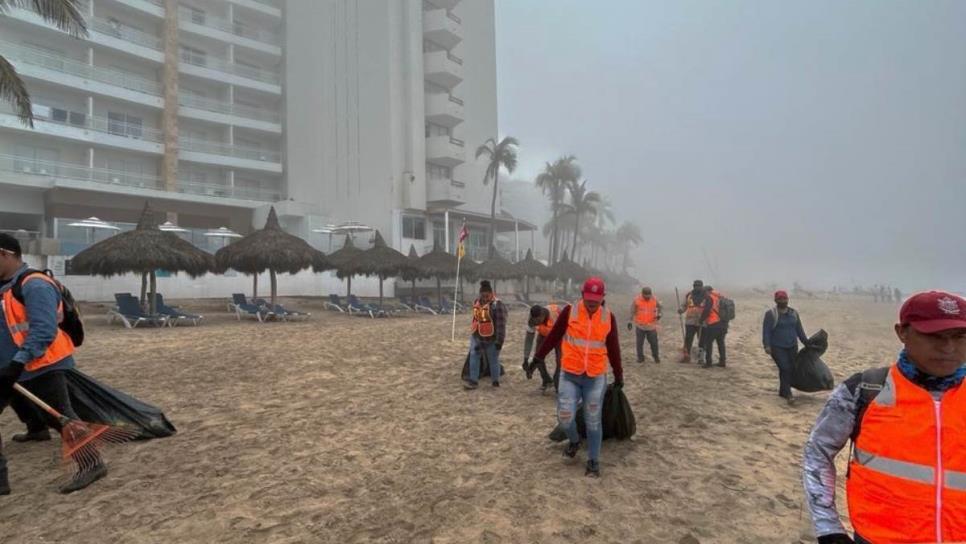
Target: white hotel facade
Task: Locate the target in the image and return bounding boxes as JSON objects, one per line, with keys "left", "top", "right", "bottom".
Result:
{"left": 0, "top": 0, "right": 533, "bottom": 298}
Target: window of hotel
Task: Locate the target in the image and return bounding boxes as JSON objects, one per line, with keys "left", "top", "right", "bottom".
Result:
{"left": 403, "top": 217, "right": 426, "bottom": 240}
{"left": 180, "top": 46, "right": 207, "bottom": 66}
{"left": 425, "top": 122, "right": 450, "bottom": 138}
{"left": 108, "top": 112, "right": 143, "bottom": 139}
{"left": 186, "top": 6, "right": 205, "bottom": 25}
{"left": 13, "top": 146, "right": 59, "bottom": 175}
{"left": 426, "top": 163, "right": 451, "bottom": 180}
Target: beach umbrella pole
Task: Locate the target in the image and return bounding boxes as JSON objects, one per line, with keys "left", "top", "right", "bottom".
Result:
{"left": 270, "top": 269, "right": 278, "bottom": 307}
{"left": 149, "top": 270, "right": 157, "bottom": 315}
{"left": 140, "top": 272, "right": 148, "bottom": 309}
{"left": 253, "top": 274, "right": 258, "bottom": 299}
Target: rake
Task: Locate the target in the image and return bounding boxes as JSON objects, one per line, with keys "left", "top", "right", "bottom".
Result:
{"left": 13, "top": 383, "right": 137, "bottom": 469}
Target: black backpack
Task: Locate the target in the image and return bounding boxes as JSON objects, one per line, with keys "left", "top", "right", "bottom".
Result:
{"left": 848, "top": 366, "right": 890, "bottom": 441}
{"left": 11, "top": 268, "right": 85, "bottom": 347}
{"left": 718, "top": 296, "right": 736, "bottom": 322}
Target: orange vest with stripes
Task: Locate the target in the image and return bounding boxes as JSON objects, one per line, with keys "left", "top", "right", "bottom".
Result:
{"left": 633, "top": 295, "right": 659, "bottom": 328}
{"left": 561, "top": 300, "right": 612, "bottom": 378}
{"left": 2, "top": 273, "right": 75, "bottom": 372}
{"left": 847, "top": 364, "right": 966, "bottom": 543}
{"left": 471, "top": 299, "right": 496, "bottom": 338}
{"left": 704, "top": 292, "right": 720, "bottom": 326}
{"left": 535, "top": 304, "right": 560, "bottom": 337}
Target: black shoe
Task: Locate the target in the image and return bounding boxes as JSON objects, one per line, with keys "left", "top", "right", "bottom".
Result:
{"left": 563, "top": 441, "right": 580, "bottom": 459}
{"left": 492, "top": 381, "right": 500, "bottom": 388}
{"left": 701, "top": 362, "right": 712, "bottom": 369}
{"left": 548, "top": 427, "right": 568, "bottom": 442}
{"left": 463, "top": 380, "right": 478, "bottom": 390}
{"left": 522, "top": 360, "right": 532, "bottom": 378}
{"left": 654, "top": 357, "right": 661, "bottom": 364}
{"left": 585, "top": 460, "right": 601, "bottom": 478}
{"left": 12, "top": 430, "right": 51, "bottom": 443}
{"left": 0, "top": 466, "right": 9, "bottom": 496}
{"left": 637, "top": 357, "right": 645, "bottom": 364}
{"left": 540, "top": 380, "right": 553, "bottom": 393}
{"left": 59, "top": 462, "right": 107, "bottom": 494}
{"left": 715, "top": 361, "right": 726, "bottom": 367}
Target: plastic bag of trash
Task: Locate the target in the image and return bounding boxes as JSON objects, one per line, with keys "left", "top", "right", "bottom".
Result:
{"left": 64, "top": 369, "right": 176, "bottom": 440}
{"left": 550, "top": 383, "right": 636, "bottom": 441}
{"left": 792, "top": 329, "right": 834, "bottom": 392}
{"left": 460, "top": 349, "right": 505, "bottom": 380}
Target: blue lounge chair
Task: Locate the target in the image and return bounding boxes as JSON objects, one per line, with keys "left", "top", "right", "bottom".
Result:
{"left": 396, "top": 295, "right": 416, "bottom": 311}
{"left": 325, "top": 294, "right": 347, "bottom": 312}
{"left": 231, "top": 294, "right": 271, "bottom": 322}
{"left": 440, "top": 296, "right": 465, "bottom": 315}
{"left": 110, "top": 295, "right": 167, "bottom": 328}
{"left": 153, "top": 294, "right": 203, "bottom": 326}
{"left": 347, "top": 295, "right": 377, "bottom": 318}
{"left": 269, "top": 303, "right": 310, "bottom": 321}
{"left": 417, "top": 296, "right": 440, "bottom": 315}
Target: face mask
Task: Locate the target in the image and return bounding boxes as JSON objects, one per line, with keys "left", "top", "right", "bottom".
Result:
{"left": 776, "top": 301, "right": 789, "bottom": 309}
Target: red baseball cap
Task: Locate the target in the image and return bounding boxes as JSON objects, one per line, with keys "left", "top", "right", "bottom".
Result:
{"left": 774, "top": 290, "right": 789, "bottom": 300}
{"left": 899, "top": 291, "right": 966, "bottom": 333}
{"left": 582, "top": 277, "right": 606, "bottom": 302}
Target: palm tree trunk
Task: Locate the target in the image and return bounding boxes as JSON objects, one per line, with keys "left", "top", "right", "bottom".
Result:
{"left": 148, "top": 270, "right": 157, "bottom": 315}
{"left": 270, "top": 268, "right": 277, "bottom": 307}
{"left": 571, "top": 215, "right": 581, "bottom": 257}
{"left": 549, "top": 206, "right": 559, "bottom": 263}
{"left": 488, "top": 173, "right": 499, "bottom": 258}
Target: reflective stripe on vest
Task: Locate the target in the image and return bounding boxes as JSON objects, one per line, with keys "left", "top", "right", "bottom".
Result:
{"left": 560, "top": 300, "right": 611, "bottom": 377}
{"left": 562, "top": 335, "right": 607, "bottom": 350}
{"left": 9, "top": 322, "right": 30, "bottom": 334}
{"left": 854, "top": 447, "right": 935, "bottom": 486}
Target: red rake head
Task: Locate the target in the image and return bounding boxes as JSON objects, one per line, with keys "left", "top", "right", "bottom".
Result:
{"left": 60, "top": 420, "right": 139, "bottom": 467}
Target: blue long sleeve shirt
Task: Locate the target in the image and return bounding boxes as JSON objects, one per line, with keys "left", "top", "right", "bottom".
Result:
{"left": 762, "top": 306, "right": 808, "bottom": 349}
{"left": 0, "top": 264, "right": 75, "bottom": 381}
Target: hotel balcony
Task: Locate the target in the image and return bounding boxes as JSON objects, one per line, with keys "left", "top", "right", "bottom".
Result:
{"left": 228, "top": 0, "right": 282, "bottom": 18}
{"left": 177, "top": 93, "right": 282, "bottom": 133}
{"left": 423, "top": 9, "right": 463, "bottom": 50}
{"left": 101, "top": 0, "right": 165, "bottom": 18}
{"left": 425, "top": 135, "right": 465, "bottom": 167}
{"left": 179, "top": 52, "right": 282, "bottom": 95}
{"left": 424, "top": 0, "right": 461, "bottom": 10}
{"left": 423, "top": 50, "right": 463, "bottom": 89}
{"left": 178, "top": 139, "right": 283, "bottom": 173}
{"left": 177, "top": 6, "right": 282, "bottom": 56}
{"left": 0, "top": 104, "right": 163, "bottom": 155}
{"left": 426, "top": 177, "right": 466, "bottom": 207}
{"left": 424, "top": 93, "right": 464, "bottom": 128}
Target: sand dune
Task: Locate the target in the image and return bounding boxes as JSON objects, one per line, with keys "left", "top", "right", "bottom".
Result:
{"left": 0, "top": 292, "right": 902, "bottom": 543}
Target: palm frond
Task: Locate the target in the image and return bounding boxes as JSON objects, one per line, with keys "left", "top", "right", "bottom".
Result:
{"left": 18, "top": 0, "right": 88, "bottom": 36}
{"left": 0, "top": 55, "right": 33, "bottom": 127}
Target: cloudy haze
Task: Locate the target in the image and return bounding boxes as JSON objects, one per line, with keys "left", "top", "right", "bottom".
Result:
{"left": 496, "top": 0, "right": 966, "bottom": 292}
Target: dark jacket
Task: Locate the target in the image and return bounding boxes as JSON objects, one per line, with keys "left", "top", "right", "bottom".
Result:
{"left": 762, "top": 306, "right": 808, "bottom": 349}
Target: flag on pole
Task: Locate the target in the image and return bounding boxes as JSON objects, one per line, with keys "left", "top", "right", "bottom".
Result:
{"left": 457, "top": 242, "right": 466, "bottom": 259}
{"left": 458, "top": 222, "right": 469, "bottom": 243}
{"left": 456, "top": 221, "right": 468, "bottom": 260}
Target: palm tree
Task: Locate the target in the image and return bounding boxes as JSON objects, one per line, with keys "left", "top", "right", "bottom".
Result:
{"left": 535, "top": 155, "right": 580, "bottom": 264}
{"left": 0, "top": 0, "right": 87, "bottom": 127}
{"left": 567, "top": 179, "right": 602, "bottom": 259}
{"left": 475, "top": 136, "right": 519, "bottom": 258}
{"left": 616, "top": 221, "right": 643, "bottom": 273}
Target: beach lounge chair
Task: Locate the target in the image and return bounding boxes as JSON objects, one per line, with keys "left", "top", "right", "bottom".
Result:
{"left": 229, "top": 293, "right": 247, "bottom": 312}
{"left": 109, "top": 295, "right": 167, "bottom": 329}
{"left": 325, "top": 294, "right": 347, "bottom": 312}
{"left": 396, "top": 295, "right": 415, "bottom": 311}
{"left": 153, "top": 294, "right": 203, "bottom": 326}
{"left": 346, "top": 295, "right": 377, "bottom": 318}
{"left": 231, "top": 294, "right": 271, "bottom": 322}
{"left": 438, "top": 296, "right": 460, "bottom": 315}
{"left": 268, "top": 303, "right": 310, "bottom": 321}
{"left": 417, "top": 296, "right": 440, "bottom": 315}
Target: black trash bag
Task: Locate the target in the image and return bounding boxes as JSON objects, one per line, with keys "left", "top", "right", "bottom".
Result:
{"left": 552, "top": 384, "right": 636, "bottom": 441}
{"left": 63, "top": 369, "right": 176, "bottom": 440}
{"left": 460, "top": 348, "right": 505, "bottom": 381}
{"left": 792, "top": 329, "right": 834, "bottom": 392}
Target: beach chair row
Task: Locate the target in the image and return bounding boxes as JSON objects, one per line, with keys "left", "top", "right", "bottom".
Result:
{"left": 108, "top": 293, "right": 203, "bottom": 329}
{"left": 324, "top": 294, "right": 468, "bottom": 318}
{"left": 228, "top": 294, "right": 310, "bottom": 322}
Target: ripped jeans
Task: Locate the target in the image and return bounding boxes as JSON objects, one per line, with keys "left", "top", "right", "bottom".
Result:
{"left": 557, "top": 371, "right": 607, "bottom": 461}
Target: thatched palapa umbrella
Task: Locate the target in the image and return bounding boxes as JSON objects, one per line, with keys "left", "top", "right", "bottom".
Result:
{"left": 214, "top": 207, "right": 330, "bottom": 306}
{"left": 400, "top": 244, "right": 430, "bottom": 301}
{"left": 474, "top": 246, "right": 518, "bottom": 291}
{"left": 70, "top": 202, "right": 214, "bottom": 315}
{"left": 512, "top": 248, "right": 552, "bottom": 299}
{"left": 327, "top": 234, "right": 366, "bottom": 298}
{"left": 345, "top": 230, "right": 413, "bottom": 309}
{"left": 416, "top": 239, "right": 468, "bottom": 306}
{"left": 549, "top": 250, "right": 589, "bottom": 298}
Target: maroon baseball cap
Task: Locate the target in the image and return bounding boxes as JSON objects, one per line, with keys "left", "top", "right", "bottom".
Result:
{"left": 582, "top": 277, "right": 606, "bottom": 302}
{"left": 899, "top": 291, "right": 966, "bottom": 333}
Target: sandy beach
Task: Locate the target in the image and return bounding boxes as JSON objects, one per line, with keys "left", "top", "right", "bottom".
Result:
{"left": 0, "top": 291, "right": 902, "bottom": 543}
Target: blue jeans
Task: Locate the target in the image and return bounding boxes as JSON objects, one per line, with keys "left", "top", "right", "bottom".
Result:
{"left": 557, "top": 371, "right": 607, "bottom": 461}
{"left": 770, "top": 346, "right": 796, "bottom": 398}
{"left": 469, "top": 336, "right": 501, "bottom": 383}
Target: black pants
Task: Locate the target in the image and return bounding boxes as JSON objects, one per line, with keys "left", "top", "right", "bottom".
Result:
{"left": 684, "top": 324, "right": 701, "bottom": 355}
{"left": 770, "top": 346, "right": 797, "bottom": 398}
{"left": 701, "top": 325, "right": 727, "bottom": 365}
{"left": 635, "top": 328, "right": 659, "bottom": 361}
{"left": 534, "top": 346, "right": 562, "bottom": 390}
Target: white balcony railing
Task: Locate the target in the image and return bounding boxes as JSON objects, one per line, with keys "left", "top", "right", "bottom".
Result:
{"left": 3, "top": 103, "right": 165, "bottom": 143}
{"left": 179, "top": 50, "right": 281, "bottom": 85}
{"left": 0, "top": 40, "right": 163, "bottom": 96}
{"left": 0, "top": 153, "right": 280, "bottom": 202}
{"left": 179, "top": 138, "right": 282, "bottom": 163}
{"left": 89, "top": 17, "right": 163, "bottom": 50}
{"left": 178, "top": 6, "right": 281, "bottom": 47}
{"left": 177, "top": 93, "right": 281, "bottom": 124}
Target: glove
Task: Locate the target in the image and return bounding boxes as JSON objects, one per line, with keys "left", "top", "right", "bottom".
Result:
{"left": 817, "top": 534, "right": 854, "bottom": 544}
{"left": 529, "top": 358, "right": 544, "bottom": 380}
{"left": 677, "top": 308, "right": 685, "bottom": 315}
{"left": 496, "top": 343, "right": 503, "bottom": 352}
{"left": 626, "top": 322, "right": 633, "bottom": 331}
{"left": 0, "top": 361, "right": 24, "bottom": 382}
{"left": 764, "top": 346, "right": 772, "bottom": 355}
{"left": 522, "top": 358, "right": 531, "bottom": 376}
{"left": 613, "top": 378, "right": 624, "bottom": 389}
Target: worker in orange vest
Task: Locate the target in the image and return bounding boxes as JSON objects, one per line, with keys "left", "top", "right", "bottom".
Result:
{"left": 0, "top": 233, "right": 106, "bottom": 495}
{"left": 524, "top": 303, "right": 562, "bottom": 392}
{"left": 803, "top": 290, "right": 966, "bottom": 543}
{"left": 464, "top": 280, "right": 507, "bottom": 390}
{"left": 677, "top": 280, "right": 706, "bottom": 362}
{"left": 699, "top": 285, "right": 727, "bottom": 368}
{"left": 531, "top": 277, "right": 624, "bottom": 478}
{"left": 627, "top": 287, "right": 662, "bottom": 363}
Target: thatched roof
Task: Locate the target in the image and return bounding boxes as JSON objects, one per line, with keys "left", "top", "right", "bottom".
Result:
{"left": 401, "top": 244, "right": 431, "bottom": 282}
{"left": 345, "top": 231, "right": 413, "bottom": 279}
{"left": 214, "top": 207, "right": 329, "bottom": 274}
{"left": 549, "top": 251, "right": 588, "bottom": 282}
{"left": 512, "top": 248, "right": 552, "bottom": 279}
{"left": 327, "top": 234, "right": 366, "bottom": 279}
{"left": 474, "top": 247, "right": 519, "bottom": 280}
{"left": 70, "top": 203, "right": 213, "bottom": 277}
{"left": 414, "top": 239, "right": 460, "bottom": 278}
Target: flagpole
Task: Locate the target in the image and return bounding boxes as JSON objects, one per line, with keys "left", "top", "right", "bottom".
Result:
{"left": 451, "top": 251, "right": 462, "bottom": 342}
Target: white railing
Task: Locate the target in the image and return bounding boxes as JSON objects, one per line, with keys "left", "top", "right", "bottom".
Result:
{"left": 178, "top": 50, "right": 281, "bottom": 85}
{"left": 176, "top": 92, "right": 281, "bottom": 124}
{"left": 0, "top": 40, "right": 163, "bottom": 96}
{"left": 178, "top": 6, "right": 281, "bottom": 46}
{"left": 179, "top": 138, "right": 282, "bottom": 163}
{"left": 5, "top": 103, "right": 165, "bottom": 143}
{"left": 176, "top": 178, "right": 281, "bottom": 201}
{"left": 90, "top": 17, "right": 163, "bottom": 50}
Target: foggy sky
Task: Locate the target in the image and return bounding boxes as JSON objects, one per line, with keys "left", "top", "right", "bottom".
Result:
{"left": 495, "top": 0, "right": 966, "bottom": 292}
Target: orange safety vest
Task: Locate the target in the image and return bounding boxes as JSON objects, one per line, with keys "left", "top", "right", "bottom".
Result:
{"left": 684, "top": 292, "right": 704, "bottom": 324}
{"left": 535, "top": 304, "right": 560, "bottom": 337}
{"left": 633, "top": 295, "right": 659, "bottom": 329}
{"left": 704, "top": 292, "right": 720, "bottom": 326}
{"left": 2, "top": 273, "right": 75, "bottom": 372}
{"left": 471, "top": 299, "right": 496, "bottom": 338}
{"left": 561, "top": 300, "right": 612, "bottom": 378}
{"left": 847, "top": 364, "right": 966, "bottom": 543}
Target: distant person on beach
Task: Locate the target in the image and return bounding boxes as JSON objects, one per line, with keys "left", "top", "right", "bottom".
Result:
{"left": 523, "top": 303, "right": 562, "bottom": 392}
{"left": 762, "top": 290, "right": 809, "bottom": 404}
{"left": 699, "top": 285, "right": 727, "bottom": 368}
{"left": 627, "top": 286, "right": 662, "bottom": 363}
{"left": 803, "top": 290, "right": 966, "bottom": 544}
{"left": 894, "top": 287, "right": 902, "bottom": 303}
{"left": 463, "top": 280, "right": 506, "bottom": 390}
{"left": 677, "top": 280, "right": 706, "bottom": 362}
{"left": 531, "top": 277, "right": 623, "bottom": 478}
{"left": 0, "top": 233, "right": 106, "bottom": 495}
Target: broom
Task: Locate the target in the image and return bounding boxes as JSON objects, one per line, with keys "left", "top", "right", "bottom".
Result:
{"left": 13, "top": 383, "right": 137, "bottom": 469}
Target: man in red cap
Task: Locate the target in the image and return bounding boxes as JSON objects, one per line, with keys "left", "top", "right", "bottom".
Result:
{"left": 531, "top": 277, "right": 624, "bottom": 478}
{"left": 762, "top": 290, "right": 809, "bottom": 403}
{"left": 803, "top": 291, "right": 966, "bottom": 544}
